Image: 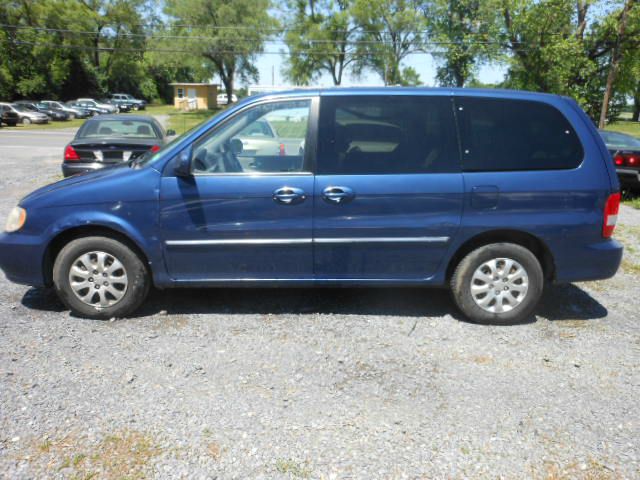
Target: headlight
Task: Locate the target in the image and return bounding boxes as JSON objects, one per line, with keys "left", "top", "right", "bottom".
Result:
{"left": 5, "top": 207, "right": 26, "bottom": 233}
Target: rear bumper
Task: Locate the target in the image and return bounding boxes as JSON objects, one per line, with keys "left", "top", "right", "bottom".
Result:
{"left": 555, "top": 239, "right": 623, "bottom": 283}
{"left": 62, "top": 162, "right": 114, "bottom": 177}
{"left": 0, "top": 232, "right": 47, "bottom": 287}
{"left": 617, "top": 168, "right": 640, "bottom": 189}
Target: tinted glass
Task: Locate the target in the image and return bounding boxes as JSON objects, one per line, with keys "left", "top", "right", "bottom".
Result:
{"left": 192, "top": 99, "right": 310, "bottom": 174}
{"left": 457, "top": 97, "right": 583, "bottom": 171}
{"left": 78, "top": 119, "right": 159, "bottom": 139}
{"left": 317, "top": 95, "right": 458, "bottom": 175}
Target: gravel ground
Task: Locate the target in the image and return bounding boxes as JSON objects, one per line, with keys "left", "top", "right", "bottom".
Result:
{"left": 0, "top": 129, "right": 639, "bottom": 479}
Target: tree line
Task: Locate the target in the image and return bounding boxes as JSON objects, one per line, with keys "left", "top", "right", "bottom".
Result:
{"left": 1, "top": 0, "right": 638, "bottom": 127}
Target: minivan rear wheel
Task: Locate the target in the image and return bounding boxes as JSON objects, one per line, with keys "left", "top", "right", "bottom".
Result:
{"left": 450, "top": 243, "right": 543, "bottom": 325}
{"left": 53, "top": 236, "right": 150, "bottom": 319}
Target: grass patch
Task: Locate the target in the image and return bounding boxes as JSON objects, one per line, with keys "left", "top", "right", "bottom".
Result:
{"left": 274, "top": 458, "right": 312, "bottom": 478}
{"left": 622, "top": 190, "right": 640, "bottom": 209}
{"left": 166, "top": 109, "right": 219, "bottom": 135}
{"left": 270, "top": 119, "right": 308, "bottom": 138}
{"left": 2, "top": 118, "right": 86, "bottom": 130}
{"left": 29, "top": 430, "right": 160, "bottom": 479}
{"left": 605, "top": 120, "right": 640, "bottom": 138}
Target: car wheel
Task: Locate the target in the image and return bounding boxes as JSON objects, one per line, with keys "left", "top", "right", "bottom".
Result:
{"left": 450, "top": 242, "right": 544, "bottom": 325}
{"left": 68, "top": 113, "right": 75, "bottom": 120}
{"left": 22, "top": 117, "right": 31, "bottom": 125}
{"left": 133, "top": 105, "right": 139, "bottom": 111}
{"left": 91, "top": 111, "right": 98, "bottom": 117}
{"left": 53, "top": 236, "right": 150, "bottom": 319}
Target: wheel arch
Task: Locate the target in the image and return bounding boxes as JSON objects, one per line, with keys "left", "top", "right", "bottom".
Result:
{"left": 445, "top": 229, "right": 555, "bottom": 283}
{"left": 42, "top": 225, "right": 153, "bottom": 287}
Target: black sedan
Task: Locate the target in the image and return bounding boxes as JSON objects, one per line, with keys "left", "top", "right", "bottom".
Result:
{"left": 62, "top": 115, "right": 175, "bottom": 177}
{"left": 0, "top": 104, "right": 19, "bottom": 126}
{"left": 599, "top": 130, "right": 640, "bottom": 191}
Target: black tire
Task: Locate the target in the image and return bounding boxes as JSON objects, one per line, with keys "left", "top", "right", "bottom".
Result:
{"left": 53, "top": 236, "right": 150, "bottom": 319}
{"left": 22, "top": 117, "right": 31, "bottom": 125}
{"left": 450, "top": 242, "right": 544, "bottom": 325}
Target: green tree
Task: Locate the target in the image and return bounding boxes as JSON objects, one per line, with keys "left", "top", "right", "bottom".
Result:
{"left": 165, "top": 0, "right": 278, "bottom": 103}
{"left": 500, "top": 0, "right": 639, "bottom": 123}
{"left": 283, "top": 0, "right": 357, "bottom": 85}
{"left": 351, "top": 0, "right": 425, "bottom": 85}
{"left": 428, "top": 0, "right": 501, "bottom": 87}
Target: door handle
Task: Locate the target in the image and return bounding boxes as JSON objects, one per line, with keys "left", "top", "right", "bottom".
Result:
{"left": 322, "top": 186, "right": 355, "bottom": 204}
{"left": 273, "top": 187, "right": 306, "bottom": 205}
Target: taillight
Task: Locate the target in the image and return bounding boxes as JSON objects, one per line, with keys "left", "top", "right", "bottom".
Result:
{"left": 150, "top": 145, "right": 161, "bottom": 153}
{"left": 613, "top": 153, "right": 639, "bottom": 167}
{"left": 279, "top": 143, "right": 285, "bottom": 156}
{"left": 603, "top": 192, "right": 621, "bottom": 238}
{"left": 64, "top": 145, "right": 80, "bottom": 161}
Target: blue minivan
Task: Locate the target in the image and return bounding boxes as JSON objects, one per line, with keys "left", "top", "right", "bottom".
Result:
{"left": 0, "top": 88, "right": 623, "bottom": 324}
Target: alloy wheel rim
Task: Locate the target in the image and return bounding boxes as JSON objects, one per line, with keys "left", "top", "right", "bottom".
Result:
{"left": 470, "top": 258, "right": 529, "bottom": 314}
{"left": 68, "top": 251, "right": 128, "bottom": 309}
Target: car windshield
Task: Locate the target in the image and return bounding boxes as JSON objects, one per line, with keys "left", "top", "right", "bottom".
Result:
{"left": 600, "top": 130, "right": 640, "bottom": 149}
{"left": 78, "top": 120, "right": 159, "bottom": 139}
{"left": 12, "top": 105, "right": 32, "bottom": 112}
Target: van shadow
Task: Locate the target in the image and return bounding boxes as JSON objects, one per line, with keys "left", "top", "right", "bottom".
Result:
{"left": 21, "top": 283, "right": 607, "bottom": 323}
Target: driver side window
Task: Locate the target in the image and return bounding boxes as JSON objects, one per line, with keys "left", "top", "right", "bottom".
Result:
{"left": 192, "top": 99, "right": 311, "bottom": 175}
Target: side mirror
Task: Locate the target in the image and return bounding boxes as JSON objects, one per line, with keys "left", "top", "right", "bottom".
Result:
{"left": 174, "top": 146, "right": 192, "bottom": 177}
{"left": 229, "top": 138, "right": 243, "bottom": 155}
{"left": 166, "top": 129, "right": 176, "bottom": 136}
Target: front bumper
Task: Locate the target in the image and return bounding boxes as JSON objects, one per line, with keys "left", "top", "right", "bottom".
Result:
{"left": 0, "top": 232, "right": 47, "bottom": 287}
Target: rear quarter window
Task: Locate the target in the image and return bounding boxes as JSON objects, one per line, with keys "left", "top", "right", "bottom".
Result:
{"left": 456, "top": 97, "right": 584, "bottom": 172}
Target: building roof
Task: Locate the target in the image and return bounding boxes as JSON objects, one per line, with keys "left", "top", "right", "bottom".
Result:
{"left": 169, "top": 82, "right": 219, "bottom": 86}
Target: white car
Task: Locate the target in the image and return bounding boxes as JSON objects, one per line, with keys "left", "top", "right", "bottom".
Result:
{"left": 77, "top": 98, "right": 118, "bottom": 114}
{"left": 217, "top": 93, "right": 238, "bottom": 106}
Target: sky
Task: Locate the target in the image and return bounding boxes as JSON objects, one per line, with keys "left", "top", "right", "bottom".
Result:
{"left": 252, "top": 51, "right": 507, "bottom": 88}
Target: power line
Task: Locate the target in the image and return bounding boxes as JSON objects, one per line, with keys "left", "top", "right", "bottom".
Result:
{"left": 0, "top": 22, "right": 557, "bottom": 44}
{"left": 12, "top": 39, "right": 474, "bottom": 55}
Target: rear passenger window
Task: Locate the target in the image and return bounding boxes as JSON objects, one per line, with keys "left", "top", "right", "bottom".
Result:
{"left": 456, "top": 97, "right": 583, "bottom": 171}
{"left": 317, "top": 95, "right": 459, "bottom": 174}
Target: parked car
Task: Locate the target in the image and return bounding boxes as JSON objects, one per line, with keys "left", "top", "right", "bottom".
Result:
{"left": 0, "top": 104, "right": 19, "bottom": 126}
{"left": 61, "top": 115, "right": 174, "bottom": 177}
{"left": 110, "top": 93, "right": 146, "bottom": 111}
{"left": 13, "top": 101, "right": 69, "bottom": 121}
{"left": 599, "top": 129, "right": 640, "bottom": 191}
{"left": 41, "top": 100, "right": 90, "bottom": 119}
{"left": 76, "top": 98, "right": 118, "bottom": 114}
{"left": 100, "top": 97, "right": 133, "bottom": 113}
{"left": 217, "top": 93, "right": 238, "bottom": 105}
{"left": 67, "top": 100, "right": 110, "bottom": 117}
{"left": 0, "top": 88, "right": 623, "bottom": 322}
{"left": 1, "top": 102, "right": 49, "bottom": 124}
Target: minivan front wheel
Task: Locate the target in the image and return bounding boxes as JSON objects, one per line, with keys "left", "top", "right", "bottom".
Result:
{"left": 53, "top": 236, "right": 150, "bottom": 319}
{"left": 451, "top": 243, "right": 543, "bottom": 325}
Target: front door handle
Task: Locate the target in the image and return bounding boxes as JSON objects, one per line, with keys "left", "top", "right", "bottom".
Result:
{"left": 322, "top": 186, "right": 355, "bottom": 204}
{"left": 273, "top": 187, "right": 306, "bottom": 205}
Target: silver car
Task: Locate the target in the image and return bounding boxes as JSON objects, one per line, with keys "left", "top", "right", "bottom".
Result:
{"left": 0, "top": 103, "right": 49, "bottom": 125}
